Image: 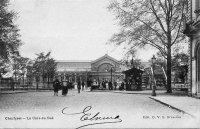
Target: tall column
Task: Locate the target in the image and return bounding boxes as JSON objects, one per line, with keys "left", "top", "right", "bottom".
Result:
{"left": 189, "top": 0, "right": 193, "bottom": 96}
{"left": 188, "top": 37, "right": 192, "bottom": 96}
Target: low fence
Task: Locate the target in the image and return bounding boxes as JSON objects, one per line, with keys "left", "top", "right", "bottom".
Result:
{"left": 141, "top": 84, "right": 166, "bottom": 90}
{"left": 172, "top": 83, "right": 189, "bottom": 91}
{"left": 0, "top": 79, "right": 53, "bottom": 91}
{"left": 142, "top": 83, "right": 188, "bottom": 91}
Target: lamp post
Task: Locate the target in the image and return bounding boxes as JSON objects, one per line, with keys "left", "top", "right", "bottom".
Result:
{"left": 152, "top": 55, "right": 156, "bottom": 96}
{"left": 111, "top": 67, "right": 113, "bottom": 83}
{"left": 85, "top": 70, "right": 88, "bottom": 89}
{"left": 110, "top": 66, "right": 116, "bottom": 90}
{"left": 110, "top": 66, "right": 115, "bottom": 83}
{"left": 110, "top": 66, "right": 113, "bottom": 90}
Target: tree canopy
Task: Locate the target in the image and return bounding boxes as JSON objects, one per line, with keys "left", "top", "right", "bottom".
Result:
{"left": 108, "top": 0, "right": 188, "bottom": 93}
{"left": 33, "top": 52, "right": 57, "bottom": 85}
{"left": 0, "top": 0, "right": 22, "bottom": 60}
{"left": 108, "top": 0, "right": 187, "bottom": 58}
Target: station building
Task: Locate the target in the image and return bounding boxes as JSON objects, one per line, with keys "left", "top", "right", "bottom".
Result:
{"left": 183, "top": 0, "right": 200, "bottom": 96}
{"left": 56, "top": 54, "right": 124, "bottom": 88}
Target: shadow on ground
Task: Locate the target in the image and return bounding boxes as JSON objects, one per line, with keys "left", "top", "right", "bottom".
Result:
{"left": 88, "top": 90, "right": 189, "bottom": 96}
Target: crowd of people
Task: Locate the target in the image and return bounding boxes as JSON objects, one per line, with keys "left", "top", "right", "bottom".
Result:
{"left": 53, "top": 78, "right": 125, "bottom": 96}
{"left": 53, "top": 78, "right": 85, "bottom": 96}
{"left": 99, "top": 81, "right": 125, "bottom": 90}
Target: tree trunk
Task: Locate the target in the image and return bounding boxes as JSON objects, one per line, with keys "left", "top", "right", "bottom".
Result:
{"left": 36, "top": 82, "right": 39, "bottom": 90}
{"left": 47, "top": 75, "right": 49, "bottom": 88}
{"left": 166, "top": 46, "right": 172, "bottom": 93}
{"left": 166, "top": 18, "right": 172, "bottom": 93}
{"left": 43, "top": 76, "right": 45, "bottom": 88}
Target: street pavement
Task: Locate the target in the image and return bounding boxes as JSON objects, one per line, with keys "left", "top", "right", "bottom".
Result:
{"left": 149, "top": 95, "right": 200, "bottom": 118}
{"left": 0, "top": 89, "right": 199, "bottom": 128}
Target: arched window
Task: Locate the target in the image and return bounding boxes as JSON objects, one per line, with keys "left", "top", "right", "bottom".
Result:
{"left": 98, "top": 63, "right": 113, "bottom": 72}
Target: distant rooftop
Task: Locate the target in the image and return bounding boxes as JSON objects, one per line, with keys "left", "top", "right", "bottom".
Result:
{"left": 56, "top": 60, "right": 92, "bottom": 63}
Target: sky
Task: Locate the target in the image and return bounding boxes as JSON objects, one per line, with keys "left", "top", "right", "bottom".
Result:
{"left": 9, "top": 0, "right": 157, "bottom": 61}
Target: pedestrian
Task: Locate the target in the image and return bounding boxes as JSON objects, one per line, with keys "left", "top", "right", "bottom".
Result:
{"left": 114, "top": 81, "right": 117, "bottom": 90}
{"left": 53, "top": 79, "right": 60, "bottom": 96}
{"left": 99, "top": 81, "right": 102, "bottom": 89}
{"left": 81, "top": 81, "right": 85, "bottom": 91}
{"left": 102, "top": 81, "right": 106, "bottom": 89}
{"left": 62, "top": 78, "right": 68, "bottom": 96}
{"left": 69, "top": 81, "right": 73, "bottom": 90}
{"left": 10, "top": 78, "right": 15, "bottom": 91}
{"left": 106, "top": 81, "right": 108, "bottom": 89}
{"left": 108, "top": 81, "right": 112, "bottom": 90}
{"left": 77, "top": 81, "right": 81, "bottom": 93}
{"left": 120, "top": 81, "right": 125, "bottom": 90}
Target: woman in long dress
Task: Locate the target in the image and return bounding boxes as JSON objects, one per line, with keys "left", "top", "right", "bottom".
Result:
{"left": 53, "top": 79, "right": 60, "bottom": 96}
{"left": 77, "top": 81, "right": 81, "bottom": 93}
{"left": 62, "top": 78, "right": 68, "bottom": 96}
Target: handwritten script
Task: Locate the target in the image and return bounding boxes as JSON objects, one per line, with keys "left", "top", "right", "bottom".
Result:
{"left": 62, "top": 106, "right": 122, "bottom": 128}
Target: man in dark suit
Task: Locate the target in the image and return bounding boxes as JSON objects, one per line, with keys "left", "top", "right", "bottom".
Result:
{"left": 53, "top": 79, "right": 60, "bottom": 96}
{"left": 77, "top": 81, "right": 81, "bottom": 93}
{"left": 109, "top": 81, "right": 113, "bottom": 90}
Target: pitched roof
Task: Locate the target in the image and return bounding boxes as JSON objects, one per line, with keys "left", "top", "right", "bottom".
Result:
{"left": 91, "top": 54, "right": 119, "bottom": 64}
{"left": 56, "top": 60, "right": 91, "bottom": 63}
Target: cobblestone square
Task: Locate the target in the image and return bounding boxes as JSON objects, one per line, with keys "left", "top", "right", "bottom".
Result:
{"left": 0, "top": 90, "right": 199, "bottom": 128}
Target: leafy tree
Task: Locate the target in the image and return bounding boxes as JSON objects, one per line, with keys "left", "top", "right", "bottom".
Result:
{"left": 0, "top": 0, "right": 22, "bottom": 78}
{"left": 131, "top": 58, "right": 142, "bottom": 68}
{"left": 32, "top": 60, "right": 41, "bottom": 90}
{"left": 33, "top": 52, "right": 57, "bottom": 89}
{"left": 172, "top": 53, "right": 188, "bottom": 83}
{"left": 108, "top": 0, "right": 188, "bottom": 93}
{"left": 26, "top": 60, "right": 34, "bottom": 86}
{"left": 125, "top": 48, "right": 137, "bottom": 59}
{"left": 34, "top": 52, "right": 51, "bottom": 86}
{"left": 33, "top": 52, "right": 49, "bottom": 88}
{"left": 122, "top": 48, "right": 143, "bottom": 68}
{"left": 12, "top": 56, "right": 21, "bottom": 81}
{"left": 18, "top": 57, "right": 29, "bottom": 84}
{"left": 172, "top": 52, "right": 188, "bottom": 67}
{"left": 11, "top": 55, "right": 29, "bottom": 82}
{"left": 0, "top": 59, "right": 7, "bottom": 78}
{"left": 44, "top": 58, "right": 57, "bottom": 87}
{"left": 154, "top": 52, "right": 167, "bottom": 68}
{"left": 0, "top": 59, "right": 13, "bottom": 79}
{"left": 0, "top": 0, "right": 22, "bottom": 60}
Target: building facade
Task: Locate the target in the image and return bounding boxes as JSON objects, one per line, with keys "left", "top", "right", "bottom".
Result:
{"left": 56, "top": 54, "right": 124, "bottom": 88}
{"left": 184, "top": 0, "right": 200, "bottom": 96}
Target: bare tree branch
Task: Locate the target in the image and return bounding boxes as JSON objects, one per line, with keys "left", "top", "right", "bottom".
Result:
{"left": 149, "top": 0, "right": 167, "bottom": 34}
{"left": 171, "top": 3, "right": 185, "bottom": 46}
{"left": 158, "top": 0, "right": 167, "bottom": 15}
{"left": 136, "top": 37, "right": 167, "bottom": 59}
{"left": 140, "top": 35, "right": 167, "bottom": 55}
{"left": 118, "top": 7, "right": 167, "bottom": 46}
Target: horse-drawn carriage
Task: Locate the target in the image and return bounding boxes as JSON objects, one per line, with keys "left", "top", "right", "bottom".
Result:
{"left": 90, "top": 81, "right": 99, "bottom": 91}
